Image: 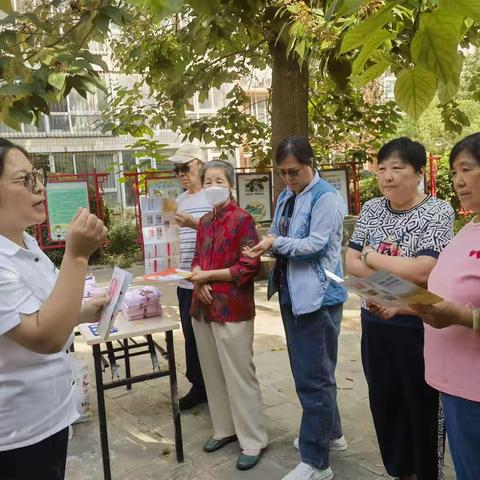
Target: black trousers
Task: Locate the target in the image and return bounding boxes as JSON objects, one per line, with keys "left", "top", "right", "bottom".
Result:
{"left": 361, "top": 316, "right": 444, "bottom": 480}
{"left": 1, "top": 427, "right": 69, "bottom": 480}
{"left": 177, "top": 287, "right": 205, "bottom": 392}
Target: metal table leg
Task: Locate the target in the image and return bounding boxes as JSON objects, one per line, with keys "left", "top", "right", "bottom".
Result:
{"left": 165, "top": 330, "right": 184, "bottom": 462}
{"left": 93, "top": 344, "right": 112, "bottom": 480}
{"left": 123, "top": 338, "right": 132, "bottom": 390}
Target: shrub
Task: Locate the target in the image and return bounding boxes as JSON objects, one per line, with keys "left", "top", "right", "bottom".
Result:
{"left": 105, "top": 217, "right": 139, "bottom": 255}
{"left": 454, "top": 213, "right": 475, "bottom": 234}
{"left": 359, "top": 171, "right": 381, "bottom": 205}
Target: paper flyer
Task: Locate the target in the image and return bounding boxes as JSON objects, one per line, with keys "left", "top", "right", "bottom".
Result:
{"left": 136, "top": 268, "right": 192, "bottom": 283}
{"left": 325, "top": 269, "right": 443, "bottom": 307}
{"left": 97, "top": 267, "right": 133, "bottom": 341}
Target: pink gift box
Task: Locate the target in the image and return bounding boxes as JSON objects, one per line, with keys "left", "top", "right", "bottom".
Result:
{"left": 122, "top": 286, "right": 163, "bottom": 320}
{"left": 83, "top": 275, "right": 108, "bottom": 300}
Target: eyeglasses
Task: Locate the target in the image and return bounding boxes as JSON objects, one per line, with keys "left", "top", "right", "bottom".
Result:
{"left": 10, "top": 169, "right": 46, "bottom": 192}
{"left": 277, "top": 165, "right": 306, "bottom": 178}
{"left": 173, "top": 164, "right": 191, "bottom": 176}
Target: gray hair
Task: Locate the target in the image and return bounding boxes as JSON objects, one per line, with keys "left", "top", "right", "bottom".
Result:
{"left": 201, "top": 160, "right": 235, "bottom": 188}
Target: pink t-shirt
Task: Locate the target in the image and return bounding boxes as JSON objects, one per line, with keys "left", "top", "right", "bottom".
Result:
{"left": 424, "top": 220, "right": 480, "bottom": 401}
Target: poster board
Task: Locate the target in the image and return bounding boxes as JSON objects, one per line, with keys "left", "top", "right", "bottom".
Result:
{"left": 146, "top": 177, "right": 183, "bottom": 198}
{"left": 236, "top": 172, "right": 273, "bottom": 222}
{"left": 46, "top": 181, "right": 89, "bottom": 241}
{"left": 319, "top": 168, "right": 349, "bottom": 212}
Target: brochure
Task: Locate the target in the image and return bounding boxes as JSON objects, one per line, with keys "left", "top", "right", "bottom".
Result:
{"left": 325, "top": 269, "right": 443, "bottom": 307}
{"left": 136, "top": 268, "right": 192, "bottom": 283}
{"left": 97, "top": 267, "right": 133, "bottom": 341}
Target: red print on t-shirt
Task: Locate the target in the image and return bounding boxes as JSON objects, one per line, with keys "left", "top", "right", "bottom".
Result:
{"left": 469, "top": 250, "right": 480, "bottom": 259}
{"left": 377, "top": 237, "right": 403, "bottom": 257}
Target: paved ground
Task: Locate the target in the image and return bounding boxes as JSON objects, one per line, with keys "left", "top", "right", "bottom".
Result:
{"left": 66, "top": 265, "right": 455, "bottom": 480}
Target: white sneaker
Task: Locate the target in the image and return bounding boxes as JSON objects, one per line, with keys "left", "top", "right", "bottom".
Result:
{"left": 293, "top": 435, "right": 348, "bottom": 451}
{"left": 282, "top": 462, "right": 334, "bottom": 480}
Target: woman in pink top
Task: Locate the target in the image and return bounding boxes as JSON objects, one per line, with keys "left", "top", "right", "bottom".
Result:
{"left": 413, "top": 133, "right": 480, "bottom": 480}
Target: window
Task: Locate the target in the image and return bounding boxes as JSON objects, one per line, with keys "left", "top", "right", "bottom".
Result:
{"left": 248, "top": 94, "right": 270, "bottom": 124}
{"left": 53, "top": 153, "right": 75, "bottom": 173}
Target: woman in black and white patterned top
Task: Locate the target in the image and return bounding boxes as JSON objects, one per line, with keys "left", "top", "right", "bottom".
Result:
{"left": 346, "top": 138, "right": 455, "bottom": 480}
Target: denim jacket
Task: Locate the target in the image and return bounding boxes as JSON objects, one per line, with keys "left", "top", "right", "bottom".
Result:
{"left": 267, "top": 172, "right": 348, "bottom": 316}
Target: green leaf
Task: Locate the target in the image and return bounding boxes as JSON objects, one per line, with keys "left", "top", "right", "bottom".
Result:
{"left": 188, "top": 0, "right": 220, "bottom": 15}
{"left": 101, "top": 5, "right": 128, "bottom": 25}
{"left": 0, "top": 83, "right": 34, "bottom": 96}
{"left": 411, "top": 10, "right": 463, "bottom": 103}
{"left": 440, "top": 0, "right": 480, "bottom": 19}
{"left": 394, "top": 66, "right": 436, "bottom": 119}
{"left": 0, "top": 0, "right": 12, "bottom": 13}
{"left": 93, "top": 13, "right": 111, "bottom": 33}
{"left": 337, "top": 0, "right": 368, "bottom": 16}
{"left": 437, "top": 53, "right": 463, "bottom": 104}
{"left": 48, "top": 72, "right": 67, "bottom": 90}
{"left": 340, "top": 1, "right": 398, "bottom": 54}
{"left": 351, "top": 29, "right": 394, "bottom": 76}
{"left": 352, "top": 60, "right": 390, "bottom": 86}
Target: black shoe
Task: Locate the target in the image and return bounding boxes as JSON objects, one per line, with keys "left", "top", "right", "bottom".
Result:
{"left": 179, "top": 387, "right": 207, "bottom": 411}
{"left": 203, "top": 435, "right": 238, "bottom": 452}
{"left": 236, "top": 448, "right": 266, "bottom": 470}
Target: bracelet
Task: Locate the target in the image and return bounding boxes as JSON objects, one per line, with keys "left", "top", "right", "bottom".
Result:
{"left": 361, "top": 249, "right": 374, "bottom": 267}
{"left": 472, "top": 306, "right": 480, "bottom": 332}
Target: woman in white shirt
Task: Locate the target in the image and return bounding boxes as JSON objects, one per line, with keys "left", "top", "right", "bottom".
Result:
{"left": 0, "top": 139, "right": 108, "bottom": 480}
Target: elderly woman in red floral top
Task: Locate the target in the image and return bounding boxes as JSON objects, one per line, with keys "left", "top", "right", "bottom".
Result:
{"left": 189, "top": 160, "right": 268, "bottom": 471}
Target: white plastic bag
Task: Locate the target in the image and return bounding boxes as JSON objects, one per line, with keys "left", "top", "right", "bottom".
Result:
{"left": 71, "top": 354, "right": 92, "bottom": 424}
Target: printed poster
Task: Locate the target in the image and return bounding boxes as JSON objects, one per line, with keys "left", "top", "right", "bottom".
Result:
{"left": 319, "top": 169, "right": 349, "bottom": 212}
{"left": 146, "top": 178, "right": 183, "bottom": 199}
{"left": 46, "top": 182, "right": 90, "bottom": 241}
{"left": 236, "top": 173, "right": 273, "bottom": 222}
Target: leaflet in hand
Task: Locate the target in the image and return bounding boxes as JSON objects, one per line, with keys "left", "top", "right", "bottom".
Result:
{"left": 136, "top": 268, "right": 192, "bottom": 283}
{"left": 324, "top": 269, "right": 443, "bottom": 307}
{"left": 97, "top": 267, "right": 133, "bottom": 341}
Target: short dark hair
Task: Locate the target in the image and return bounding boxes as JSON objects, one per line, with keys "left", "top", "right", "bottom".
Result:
{"left": 449, "top": 132, "right": 480, "bottom": 168}
{"left": 377, "top": 137, "right": 426, "bottom": 173}
{"left": 0, "top": 138, "right": 30, "bottom": 177}
{"left": 275, "top": 135, "right": 315, "bottom": 167}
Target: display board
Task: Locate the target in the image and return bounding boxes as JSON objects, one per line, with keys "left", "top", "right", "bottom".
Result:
{"left": 236, "top": 172, "right": 273, "bottom": 222}
{"left": 46, "top": 181, "right": 89, "bottom": 241}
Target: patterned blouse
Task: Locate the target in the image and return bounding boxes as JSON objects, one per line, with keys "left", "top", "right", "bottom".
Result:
{"left": 349, "top": 195, "right": 455, "bottom": 327}
{"left": 191, "top": 201, "right": 260, "bottom": 323}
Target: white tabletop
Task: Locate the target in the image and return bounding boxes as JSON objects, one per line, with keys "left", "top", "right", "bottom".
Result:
{"left": 78, "top": 312, "right": 180, "bottom": 345}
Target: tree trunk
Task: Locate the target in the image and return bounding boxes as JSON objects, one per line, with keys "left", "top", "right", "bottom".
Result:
{"left": 269, "top": 40, "right": 309, "bottom": 198}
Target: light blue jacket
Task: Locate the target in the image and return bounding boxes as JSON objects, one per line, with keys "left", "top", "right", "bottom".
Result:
{"left": 267, "top": 172, "right": 348, "bottom": 316}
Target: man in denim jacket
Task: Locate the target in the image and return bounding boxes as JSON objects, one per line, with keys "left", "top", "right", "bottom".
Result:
{"left": 245, "top": 136, "right": 348, "bottom": 480}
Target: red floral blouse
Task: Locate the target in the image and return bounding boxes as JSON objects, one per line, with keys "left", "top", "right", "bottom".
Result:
{"left": 190, "top": 201, "right": 260, "bottom": 323}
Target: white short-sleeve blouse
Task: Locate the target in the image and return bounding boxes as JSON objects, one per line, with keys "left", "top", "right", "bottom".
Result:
{"left": 0, "top": 233, "right": 78, "bottom": 451}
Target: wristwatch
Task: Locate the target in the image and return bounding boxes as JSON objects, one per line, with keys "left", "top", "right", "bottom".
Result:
{"left": 361, "top": 248, "right": 374, "bottom": 267}
{"left": 472, "top": 306, "right": 480, "bottom": 332}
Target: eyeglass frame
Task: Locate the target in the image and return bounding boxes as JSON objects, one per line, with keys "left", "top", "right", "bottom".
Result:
{"left": 173, "top": 159, "right": 202, "bottom": 176}
{"left": 9, "top": 169, "right": 46, "bottom": 192}
{"left": 276, "top": 163, "right": 312, "bottom": 178}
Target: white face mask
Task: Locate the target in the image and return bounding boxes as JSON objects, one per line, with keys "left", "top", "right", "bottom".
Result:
{"left": 204, "top": 186, "right": 230, "bottom": 206}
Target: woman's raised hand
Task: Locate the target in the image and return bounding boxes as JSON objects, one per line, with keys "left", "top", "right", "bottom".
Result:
{"left": 65, "top": 208, "right": 107, "bottom": 261}
{"left": 242, "top": 235, "right": 275, "bottom": 259}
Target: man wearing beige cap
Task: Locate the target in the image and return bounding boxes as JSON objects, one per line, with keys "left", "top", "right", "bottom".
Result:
{"left": 170, "top": 144, "right": 212, "bottom": 409}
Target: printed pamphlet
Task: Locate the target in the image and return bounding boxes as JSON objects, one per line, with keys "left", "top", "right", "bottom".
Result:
{"left": 325, "top": 269, "right": 443, "bottom": 307}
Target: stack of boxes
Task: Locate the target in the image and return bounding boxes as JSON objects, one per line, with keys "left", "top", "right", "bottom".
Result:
{"left": 141, "top": 195, "right": 181, "bottom": 274}
{"left": 122, "top": 286, "right": 163, "bottom": 321}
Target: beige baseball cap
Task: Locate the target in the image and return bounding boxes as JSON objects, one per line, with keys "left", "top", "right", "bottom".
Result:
{"left": 169, "top": 144, "right": 207, "bottom": 164}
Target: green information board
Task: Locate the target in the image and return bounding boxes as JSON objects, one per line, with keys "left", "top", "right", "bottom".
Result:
{"left": 46, "top": 182, "right": 89, "bottom": 241}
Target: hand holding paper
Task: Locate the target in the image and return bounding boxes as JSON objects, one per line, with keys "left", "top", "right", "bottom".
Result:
{"left": 325, "top": 269, "right": 443, "bottom": 308}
